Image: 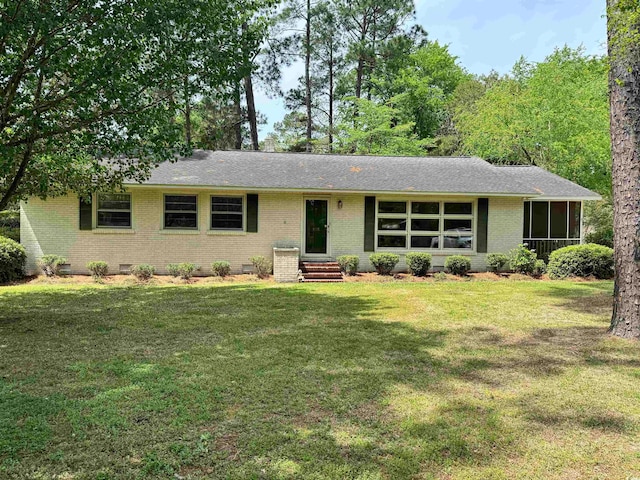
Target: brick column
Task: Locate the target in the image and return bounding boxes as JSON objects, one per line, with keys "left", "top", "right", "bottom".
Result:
{"left": 273, "top": 247, "right": 300, "bottom": 282}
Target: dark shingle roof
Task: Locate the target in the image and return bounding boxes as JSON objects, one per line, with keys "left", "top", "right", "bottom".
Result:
{"left": 132, "top": 150, "right": 598, "bottom": 198}
{"left": 494, "top": 165, "right": 601, "bottom": 200}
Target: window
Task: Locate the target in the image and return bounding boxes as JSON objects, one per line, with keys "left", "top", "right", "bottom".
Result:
{"left": 211, "top": 196, "right": 243, "bottom": 230}
{"left": 524, "top": 201, "right": 581, "bottom": 240}
{"left": 164, "top": 195, "right": 198, "bottom": 229}
{"left": 376, "top": 200, "right": 474, "bottom": 250}
{"left": 97, "top": 193, "right": 131, "bottom": 228}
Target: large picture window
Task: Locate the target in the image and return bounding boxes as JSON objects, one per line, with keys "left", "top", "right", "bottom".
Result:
{"left": 377, "top": 200, "right": 474, "bottom": 250}
{"left": 164, "top": 195, "right": 198, "bottom": 229}
{"left": 97, "top": 193, "right": 131, "bottom": 228}
{"left": 211, "top": 196, "right": 243, "bottom": 230}
{"left": 524, "top": 201, "right": 581, "bottom": 240}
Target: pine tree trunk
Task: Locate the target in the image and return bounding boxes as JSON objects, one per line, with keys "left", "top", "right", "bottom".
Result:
{"left": 328, "top": 42, "right": 334, "bottom": 153}
{"left": 304, "top": 0, "right": 312, "bottom": 152}
{"left": 608, "top": 0, "right": 640, "bottom": 339}
{"left": 183, "top": 77, "right": 192, "bottom": 147}
{"left": 244, "top": 73, "right": 259, "bottom": 150}
{"left": 234, "top": 84, "right": 242, "bottom": 150}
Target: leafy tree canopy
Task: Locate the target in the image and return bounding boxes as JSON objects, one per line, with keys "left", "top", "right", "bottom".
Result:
{"left": 0, "top": 0, "right": 267, "bottom": 209}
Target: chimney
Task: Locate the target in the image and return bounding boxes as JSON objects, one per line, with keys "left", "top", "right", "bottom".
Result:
{"left": 263, "top": 137, "right": 275, "bottom": 152}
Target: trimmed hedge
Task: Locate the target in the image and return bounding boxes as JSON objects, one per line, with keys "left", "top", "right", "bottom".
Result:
{"left": 445, "top": 255, "right": 471, "bottom": 276}
{"left": 0, "top": 236, "right": 26, "bottom": 283}
{"left": 369, "top": 253, "right": 399, "bottom": 275}
{"left": 486, "top": 253, "right": 509, "bottom": 273}
{"left": 405, "top": 252, "right": 432, "bottom": 276}
{"left": 37, "top": 254, "right": 67, "bottom": 277}
{"left": 211, "top": 261, "right": 231, "bottom": 277}
{"left": 87, "top": 261, "right": 109, "bottom": 279}
{"left": 547, "top": 243, "right": 614, "bottom": 279}
{"left": 508, "top": 244, "right": 537, "bottom": 275}
{"left": 131, "top": 264, "right": 155, "bottom": 281}
{"left": 337, "top": 255, "right": 359, "bottom": 275}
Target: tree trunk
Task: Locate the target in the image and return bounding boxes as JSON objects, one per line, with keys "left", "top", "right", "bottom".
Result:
{"left": 608, "top": 0, "right": 640, "bottom": 339}
{"left": 244, "top": 73, "right": 259, "bottom": 150}
{"left": 234, "top": 84, "right": 242, "bottom": 150}
{"left": 183, "top": 77, "right": 192, "bottom": 147}
{"left": 328, "top": 41, "right": 334, "bottom": 153}
{"left": 304, "top": 0, "right": 312, "bottom": 152}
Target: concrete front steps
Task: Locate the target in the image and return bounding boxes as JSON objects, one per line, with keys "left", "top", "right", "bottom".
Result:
{"left": 299, "top": 261, "right": 343, "bottom": 282}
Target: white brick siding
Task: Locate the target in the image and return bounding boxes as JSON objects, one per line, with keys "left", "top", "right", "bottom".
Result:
{"left": 21, "top": 189, "right": 525, "bottom": 275}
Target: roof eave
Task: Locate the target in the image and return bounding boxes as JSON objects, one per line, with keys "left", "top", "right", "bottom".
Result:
{"left": 124, "top": 182, "right": 539, "bottom": 197}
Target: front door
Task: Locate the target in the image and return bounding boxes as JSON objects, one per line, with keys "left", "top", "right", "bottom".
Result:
{"left": 305, "top": 199, "right": 328, "bottom": 255}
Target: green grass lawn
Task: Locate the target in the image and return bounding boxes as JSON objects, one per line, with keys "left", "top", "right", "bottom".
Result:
{"left": 1, "top": 279, "right": 638, "bottom": 479}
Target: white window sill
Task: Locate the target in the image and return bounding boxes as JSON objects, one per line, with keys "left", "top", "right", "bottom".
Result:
{"left": 376, "top": 249, "right": 477, "bottom": 256}
{"left": 159, "top": 229, "right": 201, "bottom": 235}
{"left": 92, "top": 229, "right": 135, "bottom": 234}
{"left": 207, "top": 230, "right": 247, "bottom": 236}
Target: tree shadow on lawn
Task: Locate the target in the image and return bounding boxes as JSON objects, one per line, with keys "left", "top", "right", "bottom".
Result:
{"left": 0, "top": 283, "right": 637, "bottom": 478}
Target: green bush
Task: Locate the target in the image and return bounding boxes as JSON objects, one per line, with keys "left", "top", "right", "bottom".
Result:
{"left": 369, "top": 253, "right": 399, "bottom": 275}
{"left": 433, "top": 271, "right": 448, "bottom": 282}
{"left": 508, "top": 244, "right": 537, "bottom": 275}
{"left": 337, "top": 255, "right": 359, "bottom": 275}
{"left": 37, "top": 254, "right": 67, "bottom": 277}
{"left": 131, "top": 263, "right": 155, "bottom": 281}
{"left": 177, "top": 263, "right": 196, "bottom": 280}
{"left": 86, "top": 261, "right": 109, "bottom": 279}
{"left": 405, "top": 252, "right": 432, "bottom": 276}
{"left": 0, "top": 236, "right": 26, "bottom": 283}
{"left": 533, "top": 259, "right": 547, "bottom": 278}
{"left": 584, "top": 229, "right": 613, "bottom": 248}
{"left": 211, "top": 261, "right": 231, "bottom": 277}
{"left": 444, "top": 255, "right": 471, "bottom": 276}
{"left": 486, "top": 253, "right": 509, "bottom": 273}
{"left": 547, "top": 243, "right": 614, "bottom": 279}
{"left": 0, "top": 226, "right": 19, "bottom": 242}
{"left": 0, "top": 210, "right": 19, "bottom": 228}
{"left": 166, "top": 264, "right": 181, "bottom": 277}
{"left": 250, "top": 255, "right": 271, "bottom": 279}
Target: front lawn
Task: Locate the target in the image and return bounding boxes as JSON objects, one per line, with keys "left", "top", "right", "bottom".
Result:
{"left": 1, "top": 279, "right": 638, "bottom": 479}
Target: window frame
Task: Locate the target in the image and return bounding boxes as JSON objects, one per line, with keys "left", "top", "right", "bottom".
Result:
{"left": 210, "top": 194, "right": 245, "bottom": 231}
{"left": 375, "top": 199, "right": 476, "bottom": 253}
{"left": 524, "top": 200, "right": 582, "bottom": 241}
{"left": 163, "top": 193, "right": 199, "bottom": 230}
{"left": 96, "top": 193, "right": 132, "bottom": 229}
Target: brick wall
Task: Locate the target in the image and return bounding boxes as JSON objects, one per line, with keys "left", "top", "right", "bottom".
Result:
{"left": 21, "top": 189, "right": 524, "bottom": 275}
{"left": 272, "top": 248, "right": 300, "bottom": 282}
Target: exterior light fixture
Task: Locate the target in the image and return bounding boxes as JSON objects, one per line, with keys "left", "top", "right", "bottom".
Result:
{"left": 337, "top": 200, "right": 343, "bottom": 209}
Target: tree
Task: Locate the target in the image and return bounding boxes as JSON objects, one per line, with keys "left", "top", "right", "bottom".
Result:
{"left": 455, "top": 47, "right": 611, "bottom": 196}
{"left": 607, "top": 0, "right": 640, "bottom": 339}
{"left": 0, "top": 0, "right": 264, "bottom": 209}
{"left": 334, "top": 98, "right": 430, "bottom": 155}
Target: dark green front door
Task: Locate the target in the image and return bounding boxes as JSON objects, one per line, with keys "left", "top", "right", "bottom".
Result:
{"left": 305, "top": 199, "right": 328, "bottom": 254}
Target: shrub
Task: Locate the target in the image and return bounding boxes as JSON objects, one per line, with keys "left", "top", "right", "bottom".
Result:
{"left": 176, "top": 263, "right": 196, "bottom": 280}
{"left": 86, "top": 261, "right": 109, "bottom": 279}
{"left": 131, "top": 263, "right": 155, "bottom": 281}
{"left": 37, "top": 254, "right": 67, "bottom": 277}
{"left": 444, "top": 255, "right": 471, "bottom": 276}
{"left": 508, "top": 244, "right": 537, "bottom": 275}
{"left": 166, "top": 264, "right": 181, "bottom": 277}
{"left": 584, "top": 229, "right": 613, "bottom": 248}
{"left": 486, "top": 253, "right": 509, "bottom": 273}
{"left": 369, "top": 253, "right": 399, "bottom": 275}
{"left": 0, "top": 236, "right": 26, "bottom": 283}
{"left": 433, "top": 271, "right": 448, "bottom": 282}
{"left": 337, "top": 255, "right": 359, "bottom": 275}
{"left": 533, "top": 259, "right": 547, "bottom": 278}
{"left": 547, "top": 243, "right": 614, "bottom": 279}
{"left": 250, "top": 255, "right": 271, "bottom": 279}
{"left": 211, "top": 261, "right": 231, "bottom": 277}
{"left": 405, "top": 252, "right": 432, "bottom": 276}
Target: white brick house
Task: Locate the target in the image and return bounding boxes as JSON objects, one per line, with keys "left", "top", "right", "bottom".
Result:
{"left": 20, "top": 150, "right": 601, "bottom": 276}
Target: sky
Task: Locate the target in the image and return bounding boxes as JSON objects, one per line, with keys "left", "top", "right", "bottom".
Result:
{"left": 255, "top": 0, "right": 607, "bottom": 136}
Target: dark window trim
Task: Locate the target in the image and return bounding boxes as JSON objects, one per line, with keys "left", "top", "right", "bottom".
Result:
{"left": 96, "top": 193, "right": 132, "bottom": 229}
{"left": 163, "top": 193, "right": 199, "bottom": 230}
{"left": 210, "top": 194, "right": 245, "bottom": 231}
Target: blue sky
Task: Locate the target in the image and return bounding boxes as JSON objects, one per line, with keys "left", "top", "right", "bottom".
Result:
{"left": 256, "top": 0, "right": 607, "bottom": 136}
